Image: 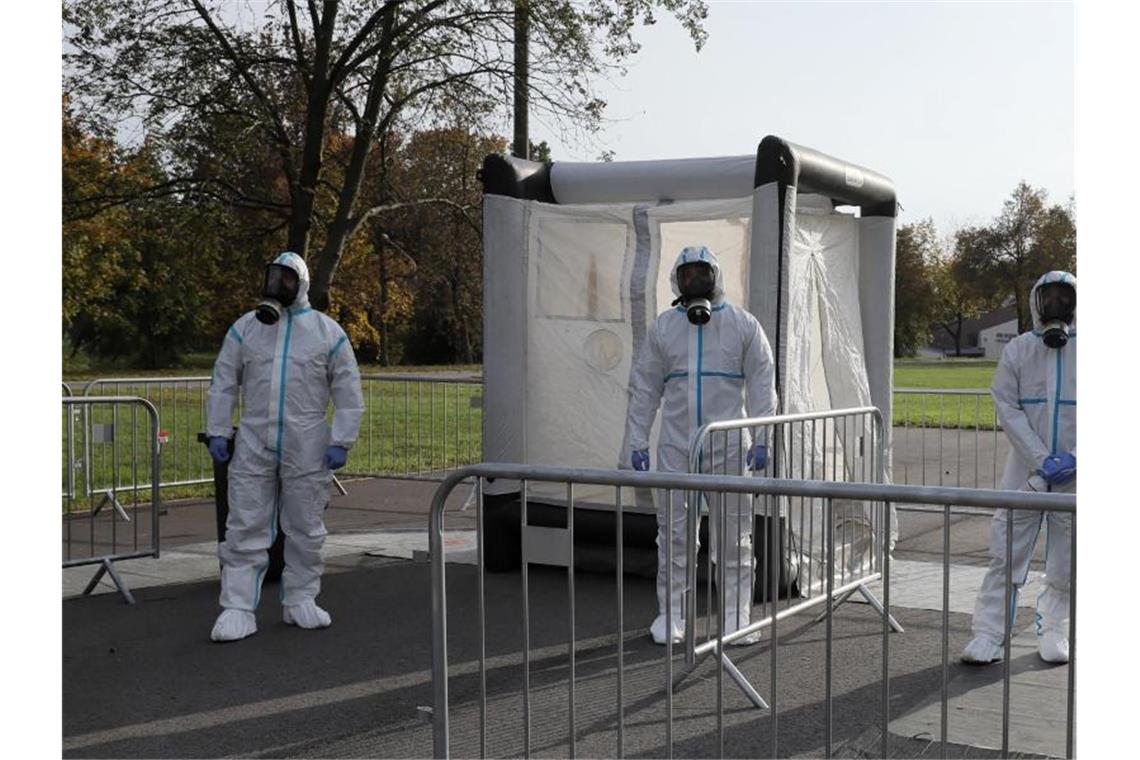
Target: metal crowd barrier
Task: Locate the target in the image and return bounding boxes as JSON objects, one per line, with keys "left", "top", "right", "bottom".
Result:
{"left": 63, "top": 396, "right": 161, "bottom": 604}
{"left": 429, "top": 464, "right": 1076, "bottom": 759}
{"left": 681, "top": 408, "right": 902, "bottom": 711}
{"left": 347, "top": 373, "right": 482, "bottom": 480}
{"left": 71, "top": 373, "right": 483, "bottom": 493}
{"left": 82, "top": 376, "right": 215, "bottom": 495}
{"left": 892, "top": 388, "right": 1007, "bottom": 494}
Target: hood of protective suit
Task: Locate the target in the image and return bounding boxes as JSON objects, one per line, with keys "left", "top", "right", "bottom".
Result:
{"left": 1029, "top": 270, "right": 1076, "bottom": 332}
{"left": 273, "top": 251, "right": 311, "bottom": 310}
{"left": 669, "top": 246, "right": 726, "bottom": 305}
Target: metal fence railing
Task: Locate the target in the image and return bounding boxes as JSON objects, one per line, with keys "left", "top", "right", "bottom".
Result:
{"left": 429, "top": 464, "right": 1075, "bottom": 759}
{"left": 347, "top": 373, "right": 482, "bottom": 480}
{"left": 892, "top": 388, "right": 1006, "bottom": 493}
{"left": 63, "top": 396, "right": 161, "bottom": 604}
{"left": 81, "top": 377, "right": 213, "bottom": 496}
{"left": 64, "top": 381, "right": 996, "bottom": 495}
{"left": 68, "top": 373, "right": 484, "bottom": 494}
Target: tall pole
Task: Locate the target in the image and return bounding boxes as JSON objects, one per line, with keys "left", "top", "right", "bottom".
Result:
{"left": 513, "top": 0, "right": 529, "bottom": 159}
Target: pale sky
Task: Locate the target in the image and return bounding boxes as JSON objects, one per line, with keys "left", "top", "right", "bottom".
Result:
{"left": 538, "top": 0, "right": 1074, "bottom": 236}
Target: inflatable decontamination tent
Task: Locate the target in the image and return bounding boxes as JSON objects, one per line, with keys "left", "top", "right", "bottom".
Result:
{"left": 479, "top": 136, "right": 897, "bottom": 589}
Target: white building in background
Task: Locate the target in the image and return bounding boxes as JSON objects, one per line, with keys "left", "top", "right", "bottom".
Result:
{"left": 979, "top": 317, "right": 1019, "bottom": 359}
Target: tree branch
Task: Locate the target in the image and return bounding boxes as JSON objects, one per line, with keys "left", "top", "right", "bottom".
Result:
{"left": 351, "top": 197, "right": 480, "bottom": 236}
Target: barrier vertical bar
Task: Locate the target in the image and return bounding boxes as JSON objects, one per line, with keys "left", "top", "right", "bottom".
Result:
{"left": 881, "top": 498, "right": 892, "bottom": 759}
{"left": 66, "top": 404, "right": 74, "bottom": 562}
{"left": 132, "top": 402, "right": 139, "bottom": 551}
{"left": 941, "top": 503, "right": 951, "bottom": 759}
{"left": 477, "top": 478, "right": 487, "bottom": 759}
{"left": 521, "top": 479, "right": 531, "bottom": 758}
{"left": 429, "top": 472, "right": 449, "bottom": 759}
{"left": 666, "top": 487, "right": 674, "bottom": 760}
{"left": 616, "top": 485, "right": 625, "bottom": 759}
{"left": 956, "top": 398, "right": 963, "bottom": 488}
{"left": 825, "top": 496, "right": 834, "bottom": 758}
{"left": 111, "top": 401, "right": 119, "bottom": 554}
{"left": 149, "top": 397, "right": 160, "bottom": 559}
{"left": 1066, "top": 511, "right": 1076, "bottom": 758}
{"left": 568, "top": 481, "right": 576, "bottom": 758}
{"left": 939, "top": 395, "right": 946, "bottom": 487}
{"left": 974, "top": 395, "right": 981, "bottom": 488}
{"left": 770, "top": 487, "right": 779, "bottom": 759}
{"left": 921, "top": 394, "right": 928, "bottom": 486}
{"left": 810, "top": 417, "right": 817, "bottom": 598}
{"left": 1002, "top": 508, "right": 1013, "bottom": 756}
{"left": 716, "top": 486, "right": 725, "bottom": 759}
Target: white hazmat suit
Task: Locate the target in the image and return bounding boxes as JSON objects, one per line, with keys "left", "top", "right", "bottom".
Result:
{"left": 963, "top": 271, "right": 1076, "bottom": 665}
{"left": 207, "top": 252, "right": 364, "bottom": 641}
{"left": 625, "top": 247, "right": 777, "bottom": 644}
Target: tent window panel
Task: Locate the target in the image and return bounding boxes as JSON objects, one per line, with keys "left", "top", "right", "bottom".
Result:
{"left": 535, "top": 219, "right": 628, "bottom": 322}
{"left": 654, "top": 217, "right": 751, "bottom": 314}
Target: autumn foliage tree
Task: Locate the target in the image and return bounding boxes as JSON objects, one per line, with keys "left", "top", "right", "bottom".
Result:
{"left": 64, "top": 0, "right": 709, "bottom": 311}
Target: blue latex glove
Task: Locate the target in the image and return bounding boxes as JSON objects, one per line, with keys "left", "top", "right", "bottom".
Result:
{"left": 1039, "top": 453, "right": 1075, "bottom": 486}
{"left": 746, "top": 443, "right": 768, "bottom": 471}
{"left": 207, "top": 436, "right": 231, "bottom": 463}
{"left": 631, "top": 449, "right": 650, "bottom": 471}
{"left": 325, "top": 445, "right": 348, "bottom": 471}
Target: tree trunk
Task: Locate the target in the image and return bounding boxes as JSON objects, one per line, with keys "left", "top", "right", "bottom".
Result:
{"left": 286, "top": 3, "right": 338, "bottom": 257}
{"left": 309, "top": 7, "right": 395, "bottom": 310}
{"left": 378, "top": 237, "right": 390, "bottom": 366}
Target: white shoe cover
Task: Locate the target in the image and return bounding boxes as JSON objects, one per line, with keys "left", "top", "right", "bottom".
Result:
{"left": 961, "top": 636, "right": 1003, "bottom": 664}
{"left": 650, "top": 614, "right": 684, "bottom": 645}
{"left": 211, "top": 609, "right": 257, "bottom": 642}
{"left": 1038, "top": 631, "right": 1070, "bottom": 664}
{"left": 727, "top": 629, "right": 762, "bottom": 647}
{"left": 283, "top": 600, "right": 332, "bottom": 629}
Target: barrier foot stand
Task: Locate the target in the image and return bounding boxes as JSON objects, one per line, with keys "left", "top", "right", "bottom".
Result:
{"left": 719, "top": 651, "right": 769, "bottom": 710}
{"left": 671, "top": 648, "right": 769, "bottom": 710}
{"left": 855, "top": 583, "right": 904, "bottom": 633}
{"left": 91, "top": 491, "right": 132, "bottom": 522}
{"left": 811, "top": 583, "right": 903, "bottom": 633}
{"left": 812, "top": 588, "right": 858, "bottom": 625}
{"left": 332, "top": 476, "right": 348, "bottom": 497}
{"left": 83, "top": 558, "right": 136, "bottom": 605}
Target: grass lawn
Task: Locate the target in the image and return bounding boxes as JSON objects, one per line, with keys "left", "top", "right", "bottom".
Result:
{"left": 893, "top": 359, "right": 997, "bottom": 430}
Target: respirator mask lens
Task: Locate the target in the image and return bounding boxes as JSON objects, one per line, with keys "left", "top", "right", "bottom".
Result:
{"left": 255, "top": 264, "right": 300, "bottom": 325}
{"left": 263, "top": 264, "right": 300, "bottom": 306}
{"left": 677, "top": 262, "right": 715, "bottom": 299}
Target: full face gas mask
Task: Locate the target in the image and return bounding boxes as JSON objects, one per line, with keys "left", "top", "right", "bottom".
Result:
{"left": 255, "top": 263, "right": 300, "bottom": 325}
{"left": 672, "top": 261, "right": 716, "bottom": 325}
{"left": 1035, "top": 281, "right": 1075, "bottom": 349}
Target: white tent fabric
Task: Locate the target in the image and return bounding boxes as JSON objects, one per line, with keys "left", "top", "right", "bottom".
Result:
{"left": 482, "top": 159, "right": 894, "bottom": 594}
{"left": 781, "top": 206, "right": 880, "bottom": 596}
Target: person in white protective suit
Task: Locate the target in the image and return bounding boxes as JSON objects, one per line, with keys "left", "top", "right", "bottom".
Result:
{"left": 624, "top": 246, "right": 777, "bottom": 645}
{"left": 962, "top": 271, "right": 1076, "bottom": 665}
{"left": 205, "top": 252, "right": 364, "bottom": 642}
